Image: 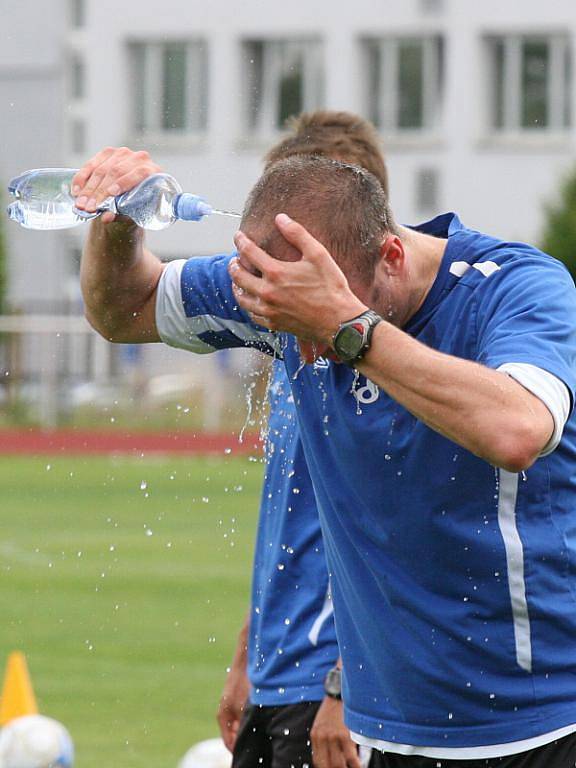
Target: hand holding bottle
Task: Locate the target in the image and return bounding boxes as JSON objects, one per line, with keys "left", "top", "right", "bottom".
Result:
{"left": 7, "top": 147, "right": 228, "bottom": 231}
{"left": 72, "top": 146, "right": 161, "bottom": 224}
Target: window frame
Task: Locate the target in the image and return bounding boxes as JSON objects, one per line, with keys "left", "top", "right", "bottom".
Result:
{"left": 128, "top": 39, "right": 209, "bottom": 141}
{"left": 361, "top": 34, "right": 444, "bottom": 137}
{"left": 241, "top": 37, "right": 324, "bottom": 139}
{"left": 485, "top": 32, "right": 572, "bottom": 136}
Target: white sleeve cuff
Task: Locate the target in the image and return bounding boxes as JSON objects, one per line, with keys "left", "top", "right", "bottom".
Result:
{"left": 498, "top": 363, "right": 571, "bottom": 457}
{"left": 155, "top": 259, "right": 215, "bottom": 353}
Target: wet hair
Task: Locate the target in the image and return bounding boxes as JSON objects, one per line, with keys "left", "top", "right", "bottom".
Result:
{"left": 264, "top": 110, "right": 390, "bottom": 198}
{"left": 242, "top": 155, "right": 398, "bottom": 283}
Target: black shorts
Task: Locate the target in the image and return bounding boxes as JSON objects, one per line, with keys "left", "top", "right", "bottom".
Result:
{"left": 232, "top": 701, "right": 381, "bottom": 768}
{"left": 368, "top": 730, "right": 576, "bottom": 768}
{"left": 232, "top": 702, "right": 320, "bottom": 768}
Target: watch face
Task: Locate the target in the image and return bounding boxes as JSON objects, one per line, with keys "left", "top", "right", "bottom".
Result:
{"left": 335, "top": 325, "right": 364, "bottom": 360}
{"left": 324, "top": 668, "right": 342, "bottom": 697}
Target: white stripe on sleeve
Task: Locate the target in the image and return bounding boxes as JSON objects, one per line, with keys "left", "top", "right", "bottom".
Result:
{"left": 155, "top": 259, "right": 218, "bottom": 353}
{"left": 497, "top": 363, "right": 571, "bottom": 456}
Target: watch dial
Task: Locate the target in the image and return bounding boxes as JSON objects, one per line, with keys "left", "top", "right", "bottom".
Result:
{"left": 338, "top": 326, "right": 363, "bottom": 359}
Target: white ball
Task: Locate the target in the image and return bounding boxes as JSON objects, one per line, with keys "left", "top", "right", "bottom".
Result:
{"left": 178, "top": 738, "right": 231, "bottom": 768}
{"left": 0, "top": 715, "right": 74, "bottom": 768}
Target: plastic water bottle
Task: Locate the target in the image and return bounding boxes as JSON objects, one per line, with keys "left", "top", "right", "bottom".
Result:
{"left": 6, "top": 168, "right": 239, "bottom": 231}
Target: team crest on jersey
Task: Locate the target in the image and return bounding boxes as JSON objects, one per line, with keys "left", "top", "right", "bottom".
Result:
{"left": 314, "top": 356, "right": 330, "bottom": 370}
{"left": 352, "top": 377, "right": 380, "bottom": 405}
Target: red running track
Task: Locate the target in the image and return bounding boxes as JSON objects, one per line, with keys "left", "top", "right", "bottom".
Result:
{"left": 0, "top": 430, "right": 262, "bottom": 456}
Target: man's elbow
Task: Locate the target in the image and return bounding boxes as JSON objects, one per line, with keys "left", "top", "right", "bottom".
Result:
{"left": 84, "top": 308, "right": 129, "bottom": 343}
{"left": 490, "top": 420, "right": 549, "bottom": 473}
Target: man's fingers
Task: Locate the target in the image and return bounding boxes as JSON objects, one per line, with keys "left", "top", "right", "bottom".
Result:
{"left": 231, "top": 282, "right": 265, "bottom": 318}
{"left": 275, "top": 213, "right": 325, "bottom": 260}
{"left": 71, "top": 147, "right": 115, "bottom": 194}
{"left": 327, "top": 741, "right": 347, "bottom": 768}
{"left": 311, "top": 736, "right": 330, "bottom": 768}
{"left": 229, "top": 258, "right": 263, "bottom": 296}
{"left": 73, "top": 148, "right": 159, "bottom": 211}
{"left": 342, "top": 739, "right": 362, "bottom": 768}
{"left": 234, "top": 232, "right": 276, "bottom": 276}
{"left": 217, "top": 709, "right": 238, "bottom": 753}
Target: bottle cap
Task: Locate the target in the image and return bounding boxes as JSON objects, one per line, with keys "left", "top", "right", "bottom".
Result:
{"left": 174, "top": 193, "right": 213, "bottom": 222}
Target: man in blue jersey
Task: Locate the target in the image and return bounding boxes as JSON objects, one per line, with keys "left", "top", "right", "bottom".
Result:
{"left": 76, "top": 151, "right": 576, "bottom": 766}
{"left": 75, "top": 114, "right": 388, "bottom": 768}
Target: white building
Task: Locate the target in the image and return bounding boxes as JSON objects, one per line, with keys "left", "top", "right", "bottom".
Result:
{"left": 1, "top": 0, "right": 576, "bottom": 388}
{"left": 4, "top": 0, "right": 576, "bottom": 309}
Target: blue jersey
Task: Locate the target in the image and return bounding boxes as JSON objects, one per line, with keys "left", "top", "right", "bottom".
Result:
{"left": 156, "top": 214, "right": 576, "bottom": 750}
{"left": 248, "top": 361, "right": 338, "bottom": 705}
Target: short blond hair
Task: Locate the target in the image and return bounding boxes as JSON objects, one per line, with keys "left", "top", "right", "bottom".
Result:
{"left": 265, "top": 110, "right": 389, "bottom": 198}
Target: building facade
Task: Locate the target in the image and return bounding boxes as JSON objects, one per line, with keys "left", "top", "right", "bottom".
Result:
{"left": 2, "top": 0, "right": 576, "bottom": 308}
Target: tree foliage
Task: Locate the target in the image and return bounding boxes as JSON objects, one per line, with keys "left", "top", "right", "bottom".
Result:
{"left": 541, "top": 169, "right": 576, "bottom": 282}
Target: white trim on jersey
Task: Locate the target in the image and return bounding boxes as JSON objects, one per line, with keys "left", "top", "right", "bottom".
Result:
{"left": 156, "top": 258, "right": 280, "bottom": 354}
{"left": 308, "top": 587, "right": 334, "bottom": 647}
{"left": 352, "top": 722, "right": 576, "bottom": 760}
{"left": 497, "top": 362, "right": 571, "bottom": 456}
{"left": 498, "top": 469, "right": 531, "bottom": 672}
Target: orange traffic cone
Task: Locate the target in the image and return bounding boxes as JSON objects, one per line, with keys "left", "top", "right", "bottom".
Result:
{"left": 0, "top": 651, "right": 38, "bottom": 725}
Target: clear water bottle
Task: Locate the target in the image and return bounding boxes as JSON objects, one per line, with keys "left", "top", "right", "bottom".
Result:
{"left": 6, "top": 168, "right": 237, "bottom": 231}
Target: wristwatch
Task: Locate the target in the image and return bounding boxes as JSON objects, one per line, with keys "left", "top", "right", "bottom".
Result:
{"left": 332, "top": 310, "right": 383, "bottom": 367}
{"left": 324, "top": 666, "right": 342, "bottom": 700}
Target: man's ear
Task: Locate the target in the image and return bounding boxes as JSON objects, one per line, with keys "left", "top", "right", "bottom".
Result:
{"left": 379, "top": 234, "right": 404, "bottom": 277}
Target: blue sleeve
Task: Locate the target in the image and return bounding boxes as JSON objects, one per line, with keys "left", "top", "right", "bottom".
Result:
{"left": 156, "top": 253, "right": 282, "bottom": 356}
{"left": 475, "top": 255, "right": 576, "bottom": 401}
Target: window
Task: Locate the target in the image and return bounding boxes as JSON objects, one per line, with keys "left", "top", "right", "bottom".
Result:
{"left": 415, "top": 168, "right": 440, "bottom": 213}
{"left": 70, "top": 0, "right": 85, "bottom": 29}
{"left": 487, "top": 34, "right": 571, "bottom": 132}
{"left": 71, "top": 120, "right": 85, "bottom": 154}
{"left": 130, "top": 41, "right": 208, "bottom": 136}
{"left": 243, "top": 40, "right": 323, "bottom": 136}
{"left": 70, "top": 54, "right": 85, "bottom": 100}
{"left": 364, "top": 36, "right": 444, "bottom": 133}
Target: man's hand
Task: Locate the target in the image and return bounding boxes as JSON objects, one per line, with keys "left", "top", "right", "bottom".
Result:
{"left": 311, "top": 697, "right": 361, "bottom": 768}
{"left": 72, "top": 146, "right": 161, "bottom": 222}
{"left": 217, "top": 663, "right": 250, "bottom": 753}
{"left": 230, "top": 214, "right": 366, "bottom": 361}
{"left": 217, "top": 616, "right": 250, "bottom": 753}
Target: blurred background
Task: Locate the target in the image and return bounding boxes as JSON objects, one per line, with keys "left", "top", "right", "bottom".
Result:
{"left": 2, "top": 1, "right": 576, "bottom": 766}
{"left": 2, "top": 0, "right": 576, "bottom": 429}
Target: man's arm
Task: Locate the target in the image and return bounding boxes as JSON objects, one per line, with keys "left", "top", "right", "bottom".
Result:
{"left": 74, "top": 147, "right": 164, "bottom": 343}
{"left": 311, "top": 659, "right": 361, "bottom": 768}
{"left": 217, "top": 614, "right": 250, "bottom": 753}
{"left": 230, "top": 218, "right": 556, "bottom": 473}
{"left": 81, "top": 218, "right": 163, "bottom": 342}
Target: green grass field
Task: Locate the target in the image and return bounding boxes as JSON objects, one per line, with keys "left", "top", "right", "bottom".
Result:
{"left": 0, "top": 454, "right": 263, "bottom": 767}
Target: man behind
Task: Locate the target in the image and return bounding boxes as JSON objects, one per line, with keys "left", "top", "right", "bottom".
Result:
{"left": 216, "top": 112, "right": 389, "bottom": 768}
